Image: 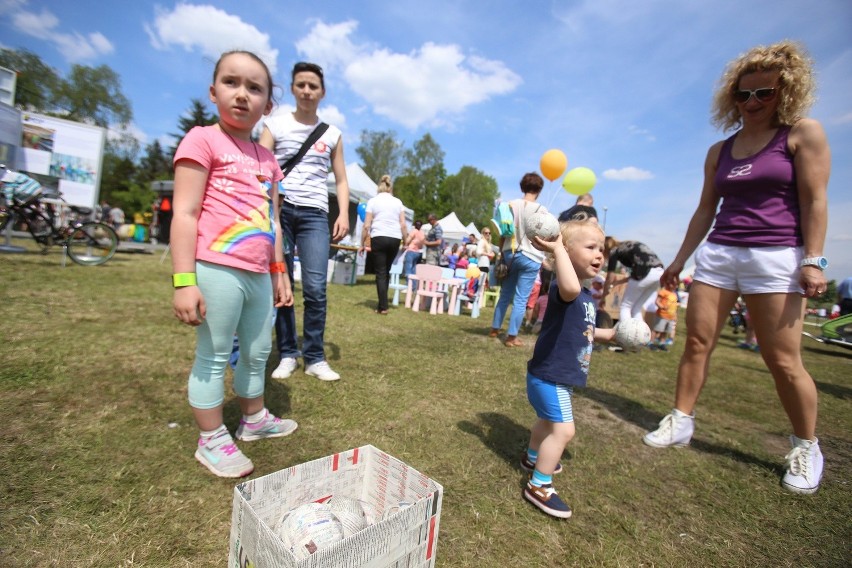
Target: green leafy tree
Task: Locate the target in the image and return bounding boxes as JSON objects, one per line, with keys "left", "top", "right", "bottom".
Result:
{"left": 355, "top": 129, "right": 404, "bottom": 182}
{"left": 438, "top": 166, "right": 499, "bottom": 230}
{"left": 170, "top": 99, "right": 218, "bottom": 158}
{"left": 99, "top": 131, "right": 139, "bottom": 202}
{"left": 136, "top": 140, "right": 172, "bottom": 184}
{"left": 54, "top": 64, "right": 132, "bottom": 127}
{"left": 395, "top": 133, "right": 446, "bottom": 220}
{"left": 0, "top": 48, "right": 61, "bottom": 111}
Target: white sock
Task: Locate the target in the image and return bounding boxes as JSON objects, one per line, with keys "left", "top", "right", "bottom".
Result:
{"left": 244, "top": 408, "right": 268, "bottom": 424}
{"left": 200, "top": 424, "right": 227, "bottom": 441}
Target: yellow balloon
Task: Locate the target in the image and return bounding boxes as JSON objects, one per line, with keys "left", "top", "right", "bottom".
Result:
{"left": 540, "top": 149, "right": 568, "bottom": 182}
{"left": 562, "top": 167, "right": 597, "bottom": 196}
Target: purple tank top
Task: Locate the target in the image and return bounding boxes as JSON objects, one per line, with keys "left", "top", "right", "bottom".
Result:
{"left": 708, "top": 126, "right": 802, "bottom": 247}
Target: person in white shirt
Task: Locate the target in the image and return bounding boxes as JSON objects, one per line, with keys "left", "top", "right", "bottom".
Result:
{"left": 359, "top": 175, "right": 408, "bottom": 314}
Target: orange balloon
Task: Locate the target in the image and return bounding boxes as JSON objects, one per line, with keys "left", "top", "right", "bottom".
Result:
{"left": 540, "top": 149, "right": 568, "bottom": 182}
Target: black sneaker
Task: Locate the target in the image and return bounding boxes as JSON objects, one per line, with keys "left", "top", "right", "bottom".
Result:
{"left": 520, "top": 455, "right": 563, "bottom": 474}
{"left": 524, "top": 481, "right": 572, "bottom": 519}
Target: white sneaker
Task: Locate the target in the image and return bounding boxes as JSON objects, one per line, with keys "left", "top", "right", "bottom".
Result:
{"left": 782, "top": 436, "right": 823, "bottom": 494}
{"left": 643, "top": 409, "right": 694, "bottom": 448}
{"left": 271, "top": 357, "right": 298, "bottom": 379}
{"left": 305, "top": 360, "right": 340, "bottom": 381}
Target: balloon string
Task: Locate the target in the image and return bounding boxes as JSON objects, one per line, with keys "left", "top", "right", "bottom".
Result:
{"left": 545, "top": 180, "right": 560, "bottom": 211}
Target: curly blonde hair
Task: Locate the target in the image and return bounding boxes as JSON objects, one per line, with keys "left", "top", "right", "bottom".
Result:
{"left": 711, "top": 40, "right": 816, "bottom": 132}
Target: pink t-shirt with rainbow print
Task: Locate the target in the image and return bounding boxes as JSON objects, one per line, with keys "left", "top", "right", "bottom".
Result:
{"left": 174, "top": 126, "right": 284, "bottom": 273}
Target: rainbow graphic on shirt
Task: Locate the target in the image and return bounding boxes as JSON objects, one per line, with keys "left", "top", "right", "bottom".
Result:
{"left": 209, "top": 175, "right": 275, "bottom": 254}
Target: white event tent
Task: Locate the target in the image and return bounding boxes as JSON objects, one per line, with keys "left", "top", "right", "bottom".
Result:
{"left": 434, "top": 212, "right": 470, "bottom": 243}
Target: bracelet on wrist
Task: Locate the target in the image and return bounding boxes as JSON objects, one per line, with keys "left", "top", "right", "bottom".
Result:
{"left": 269, "top": 262, "right": 287, "bottom": 274}
{"left": 173, "top": 272, "right": 197, "bottom": 288}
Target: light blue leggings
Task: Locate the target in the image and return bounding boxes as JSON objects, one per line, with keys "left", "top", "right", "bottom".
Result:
{"left": 188, "top": 261, "right": 273, "bottom": 409}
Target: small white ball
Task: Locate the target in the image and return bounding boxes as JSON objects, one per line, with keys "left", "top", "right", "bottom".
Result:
{"left": 274, "top": 502, "right": 344, "bottom": 559}
{"left": 325, "top": 496, "right": 370, "bottom": 538}
{"left": 524, "top": 211, "right": 560, "bottom": 241}
{"left": 614, "top": 318, "right": 652, "bottom": 348}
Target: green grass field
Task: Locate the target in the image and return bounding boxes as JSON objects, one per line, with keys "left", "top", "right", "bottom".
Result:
{"left": 1, "top": 242, "right": 850, "bottom": 567}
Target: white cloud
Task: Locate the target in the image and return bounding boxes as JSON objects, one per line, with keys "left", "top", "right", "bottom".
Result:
{"left": 602, "top": 167, "right": 654, "bottom": 181}
{"left": 628, "top": 124, "right": 656, "bottom": 142}
{"left": 834, "top": 112, "right": 852, "bottom": 125}
{"left": 295, "top": 19, "right": 522, "bottom": 129}
{"left": 11, "top": 6, "right": 113, "bottom": 61}
{"left": 295, "top": 20, "right": 360, "bottom": 71}
{"left": 145, "top": 4, "right": 279, "bottom": 74}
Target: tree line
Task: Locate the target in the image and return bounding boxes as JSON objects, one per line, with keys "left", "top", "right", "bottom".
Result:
{"left": 1, "top": 48, "right": 498, "bottom": 229}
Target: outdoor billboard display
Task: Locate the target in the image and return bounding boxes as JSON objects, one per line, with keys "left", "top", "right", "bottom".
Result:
{"left": 18, "top": 112, "right": 105, "bottom": 207}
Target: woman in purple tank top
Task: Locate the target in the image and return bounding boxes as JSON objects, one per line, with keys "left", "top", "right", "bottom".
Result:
{"left": 642, "top": 41, "right": 831, "bottom": 495}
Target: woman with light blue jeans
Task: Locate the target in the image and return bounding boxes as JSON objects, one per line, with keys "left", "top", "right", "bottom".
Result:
{"left": 490, "top": 172, "right": 547, "bottom": 347}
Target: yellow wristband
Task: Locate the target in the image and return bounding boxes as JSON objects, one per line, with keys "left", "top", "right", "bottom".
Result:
{"left": 173, "top": 273, "right": 197, "bottom": 288}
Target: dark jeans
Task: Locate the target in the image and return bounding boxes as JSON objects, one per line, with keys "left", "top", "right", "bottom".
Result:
{"left": 371, "top": 235, "right": 401, "bottom": 311}
{"left": 275, "top": 202, "right": 330, "bottom": 365}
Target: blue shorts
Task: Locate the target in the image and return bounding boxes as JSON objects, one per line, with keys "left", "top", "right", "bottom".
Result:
{"left": 527, "top": 373, "right": 574, "bottom": 423}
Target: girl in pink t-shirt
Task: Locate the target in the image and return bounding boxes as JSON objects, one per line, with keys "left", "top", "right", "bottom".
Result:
{"left": 171, "top": 51, "right": 296, "bottom": 478}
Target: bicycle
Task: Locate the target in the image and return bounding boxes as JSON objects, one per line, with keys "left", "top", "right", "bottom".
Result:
{"left": 0, "top": 176, "right": 118, "bottom": 266}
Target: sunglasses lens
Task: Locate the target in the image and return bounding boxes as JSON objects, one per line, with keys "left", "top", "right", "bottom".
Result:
{"left": 755, "top": 88, "right": 776, "bottom": 101}
{"left": 734, "top": 90, "right": 751, "bottom": 103}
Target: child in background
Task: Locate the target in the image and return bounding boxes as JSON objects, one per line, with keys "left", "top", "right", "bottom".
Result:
{"left": 456, "top": 249, "right": 470, "bottom": 270}
{"left": 651, "top": 282, "right": 678, "bottom": 351}
{"left": 171, "top": 51, "right": 296, "bottom": 478}
{"left": 737, "top": 308, "right": 759, "bottom": 352}
{"left": 530, "top": 269, "right": 553, "bottom": 335}
{"left": 590, "top": 274, "right": 605, "bottom": 308}
{"left": 520, "top": 219, "right": 616, "bottom": 519}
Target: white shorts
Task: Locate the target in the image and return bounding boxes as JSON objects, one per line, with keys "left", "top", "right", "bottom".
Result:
{"left": 693, "top": 241, "right": 803, "bottom": 295}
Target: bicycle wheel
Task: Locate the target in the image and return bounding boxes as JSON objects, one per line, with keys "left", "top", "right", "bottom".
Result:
{"left": 66, "top": 222, "right": 118, "bottom": 265}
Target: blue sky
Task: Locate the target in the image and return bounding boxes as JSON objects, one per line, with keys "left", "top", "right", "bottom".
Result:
{"left": 2, "top": 0, "right": 851, "bottom": 282}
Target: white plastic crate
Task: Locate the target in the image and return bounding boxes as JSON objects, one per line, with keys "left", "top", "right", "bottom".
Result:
{"left": 229, "top": 445, "right": 443, "bottom": 568}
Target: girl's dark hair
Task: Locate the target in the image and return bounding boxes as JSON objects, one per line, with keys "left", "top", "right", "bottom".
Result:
{"left": 213, "top": 50, "right": 276, "bottom": 104}
{"left": 292, "top": 61, "right": 325, "bottom": 90}
{"left": 520, "top": 172, "right": 544, "bottom": 194}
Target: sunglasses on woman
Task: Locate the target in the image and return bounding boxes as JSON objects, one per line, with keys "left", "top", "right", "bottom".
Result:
{"left": 733, "top": 87, "right": 777, "bottom": 104}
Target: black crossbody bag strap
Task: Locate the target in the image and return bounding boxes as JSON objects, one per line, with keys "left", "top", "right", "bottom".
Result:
{"left": 279, "top": 122, "right": 330, "bottom": 177}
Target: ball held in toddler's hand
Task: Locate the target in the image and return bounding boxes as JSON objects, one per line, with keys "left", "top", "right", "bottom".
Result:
{"left": 524, "top": 211, "right": 560, "bottom": 241}
{"left": 614, "top": 318, "right": 652, "bottom": 348}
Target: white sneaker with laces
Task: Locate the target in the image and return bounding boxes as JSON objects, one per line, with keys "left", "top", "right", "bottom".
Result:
{"left": 782, "top": 436, "right": 823, "bottom": 494}
{"left": 305, "top": 360, "right": 340, "bottom": 381}
{"left": 271, "top": 357, "right": 298, "bottom": 379}
{"left": 643, "top": 409, "right": 694, "bottom": 448}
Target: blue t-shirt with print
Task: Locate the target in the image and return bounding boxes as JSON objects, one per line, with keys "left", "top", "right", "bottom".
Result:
{"left": 527, "top": 286, "right": 596, "bottom": 387}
